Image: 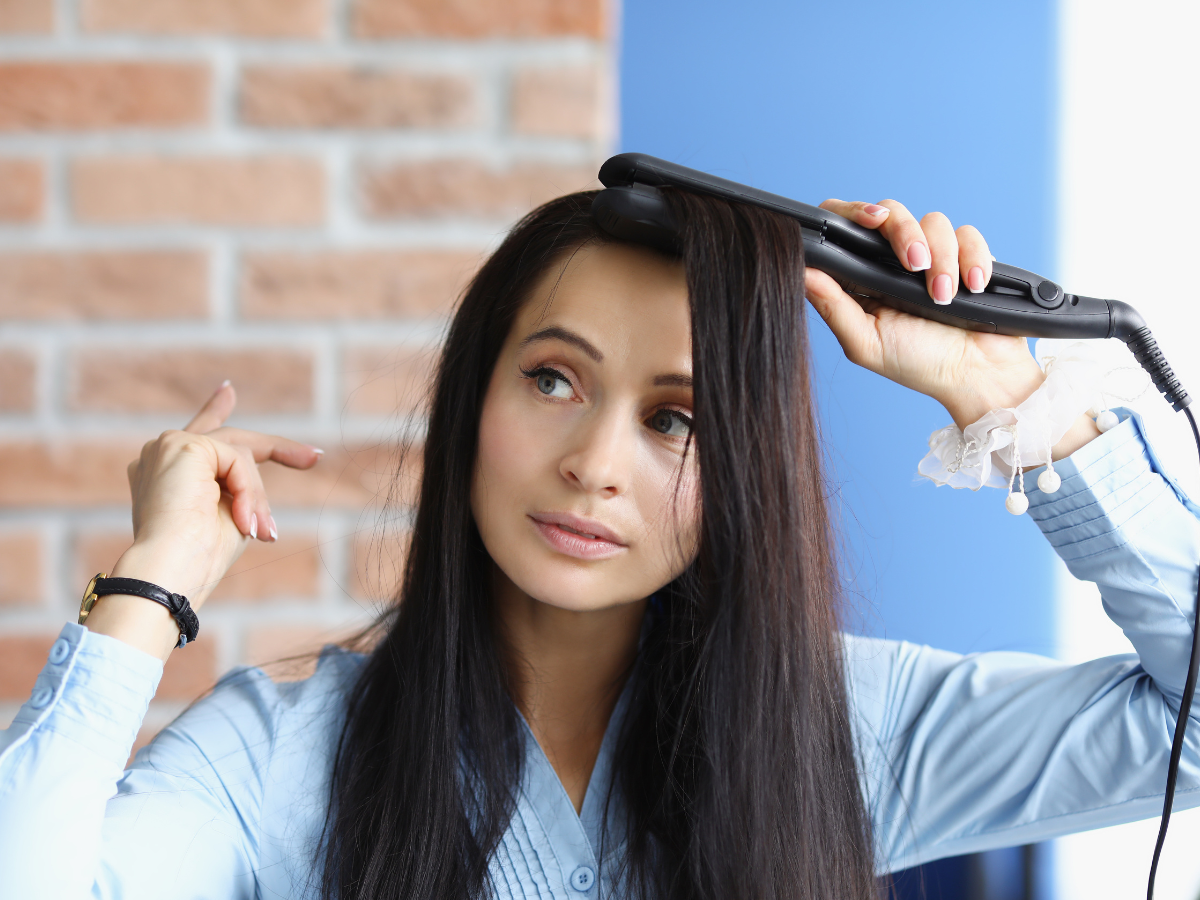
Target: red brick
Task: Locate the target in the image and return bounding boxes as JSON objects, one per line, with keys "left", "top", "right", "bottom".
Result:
{"left": 240, "top": 249, "right": 480, "bottom": 320}
{"left": 72, "top": 156, "right": 325, "bottom": 226}
{"left": 0, "top": 250, "right": 208, "bottom": 320}
{"left": 242, "top": 623, "right": 366, "bottom": 681}
{"left": 69, "top": 347, "right": 313, "bottom": 414}
{"left": 0, "top": 440, "right": 139, "bottom": 506}
{"left": 0, "top": 532, "right": 42, "bottom": 604}
{"left": 353, "top": 0, "right": 606, "bottom": 39}
{"left": 0, "top": 158, "right": 44, "bottom": 221}
{"left": 0, "top": 634, "right": 56, "bottom": 699}
{"left": 241, "top": 65, "right": 474, "bottom": 129}
{"left": 74, "top": 531, "right": 132, "bottom": 587}
{"left": 348, "top": 530, "right": 408, "bottom": 601}
{"left": 207, "top": 534, "right": 321, "bottom": 603}
{"left": 0, "top": 348, "right": 36, "bottom": 412}
{"left": 82, "top": 0, "right": 325, "bottom": 37}
{"left": 157, "top": 634, "right": 216, "bottom": 700}
{"left": 0, "top": 62, "right": 208, "bottom": 131}
{"left": 0, "top": 0, "right": 53, "bottom": 33}
{"left": 512, "top": 64, "right": 613, "bottom": 141}
{"left": 343, "top": 344, "right": 436, "bottom": 415}
{"left": 361, "top": 158, "right": 596, "bottom": 220}
{"left": 259, "top": 441, "right": 421, "bottom": 509}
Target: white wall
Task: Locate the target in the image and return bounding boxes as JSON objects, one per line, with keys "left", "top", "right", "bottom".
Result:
{"left": 1054, "top": 1, "right": 1200, "bottom": 897}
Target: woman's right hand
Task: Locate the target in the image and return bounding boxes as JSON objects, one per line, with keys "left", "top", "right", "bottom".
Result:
{"left": 84, "top": 382, "right": 323, "bottom": 661}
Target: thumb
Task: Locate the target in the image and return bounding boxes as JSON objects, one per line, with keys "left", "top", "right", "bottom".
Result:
{"left": 804, "top": 269, "right": 882, "bottom": 372}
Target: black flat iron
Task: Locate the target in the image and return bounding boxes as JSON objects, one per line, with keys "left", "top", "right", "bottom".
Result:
{"left": 592, "top": 152, "right": 1189, "bottom": 412}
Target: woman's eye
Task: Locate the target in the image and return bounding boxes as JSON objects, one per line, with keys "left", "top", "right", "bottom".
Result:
{"left": 649, "top": 409, "right": 692, "bottom": 438}
{"left": 531, "top": 368, "right": 573, "bottom": 399}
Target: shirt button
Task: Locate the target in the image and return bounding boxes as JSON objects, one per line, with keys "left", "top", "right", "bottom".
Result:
{"left": 49, "top": 638, "right": 70, "bottom": 665}
{"left": 30, "top": 685, "right": 53, "bottom": 709}
{"left": 570, "top": 865, "right": 595, "bottom": 892}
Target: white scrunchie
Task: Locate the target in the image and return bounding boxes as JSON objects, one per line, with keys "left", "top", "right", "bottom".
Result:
{"left": 918, "top": 340, "right": 1149, "bottom": 511}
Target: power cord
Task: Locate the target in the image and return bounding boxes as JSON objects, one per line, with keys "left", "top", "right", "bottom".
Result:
{"left": 1125, "top": 328, "right": 1198, "bottom": 900}
{"left": 1146, "top": 404, "right": 1200, "bottom": 900}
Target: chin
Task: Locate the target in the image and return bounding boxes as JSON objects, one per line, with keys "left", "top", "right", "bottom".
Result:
{"left": 503, "top": 549, "right": 648, "bottom": 613}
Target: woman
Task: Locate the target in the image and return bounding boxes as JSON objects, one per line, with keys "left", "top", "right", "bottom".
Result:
{"left": 1, "top": 188, "right": 1197, "bottom": 900}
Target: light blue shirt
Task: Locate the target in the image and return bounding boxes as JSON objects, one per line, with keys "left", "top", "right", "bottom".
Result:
{"left": 2, "top": 411, "right": 1199, "bottom": 898}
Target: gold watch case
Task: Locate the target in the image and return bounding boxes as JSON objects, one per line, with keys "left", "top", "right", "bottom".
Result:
{"left": 78, "top": 572, "right": 108, "bottom": 625}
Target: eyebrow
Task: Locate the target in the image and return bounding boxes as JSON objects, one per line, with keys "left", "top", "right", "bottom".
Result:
{"left": 519, "top": 325, "right": 692, "bottom": 389}
{"left": 653, "top": 373, "right": 693, "bottom": 388}
{"left": 519, "top": 326, "right": 604, "bottom": 362}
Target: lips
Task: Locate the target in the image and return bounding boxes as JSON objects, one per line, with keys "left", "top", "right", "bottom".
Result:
{"left": 528, "top": 512, "right": 627, "bottom": 560}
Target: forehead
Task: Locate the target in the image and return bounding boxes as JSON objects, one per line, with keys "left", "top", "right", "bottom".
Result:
{"left": 514, "top": 242, "right": 691, "bottom": 368}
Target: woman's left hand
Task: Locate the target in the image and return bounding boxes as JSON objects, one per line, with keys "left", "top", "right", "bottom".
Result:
{"left": 804, "top": 198, "right": 1099, "bottom": 457}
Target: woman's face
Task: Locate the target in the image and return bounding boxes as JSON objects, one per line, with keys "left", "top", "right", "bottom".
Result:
{"left": 471, "top": 241, "right": 700, "bottom": 613}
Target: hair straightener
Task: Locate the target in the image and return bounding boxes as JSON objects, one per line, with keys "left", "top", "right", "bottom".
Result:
{"left": 592, "top": 152, "right": 1199, "bottom": 900}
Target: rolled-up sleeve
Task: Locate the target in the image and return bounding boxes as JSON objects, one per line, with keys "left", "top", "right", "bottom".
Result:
{"left": 849, "top": 410, "right": 1200, "bottom": 874}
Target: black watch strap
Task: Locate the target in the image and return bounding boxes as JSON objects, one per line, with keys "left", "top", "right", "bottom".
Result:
{"left": 91, "top": 576, "right": 200, "bottom": 649}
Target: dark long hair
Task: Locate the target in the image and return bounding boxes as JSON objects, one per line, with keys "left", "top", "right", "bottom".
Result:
{"left": 318, "top": 190, "right": 876, "bottom": 899}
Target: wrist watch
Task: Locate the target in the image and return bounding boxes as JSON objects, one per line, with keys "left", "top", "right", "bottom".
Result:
{"left": 78, "top": 573, "right": 200, "bottom": 649}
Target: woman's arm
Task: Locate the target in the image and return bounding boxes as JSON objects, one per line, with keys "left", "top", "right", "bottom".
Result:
{"left": 0, "top": 383, "right": 321, "bottom": 896}
{"left": 848, "top": 410, "right": 1200, "bottom": 873}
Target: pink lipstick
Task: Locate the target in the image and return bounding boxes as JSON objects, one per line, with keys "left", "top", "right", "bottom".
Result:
{"left": 528, "top": 512, "right": 626, "bottom": 561}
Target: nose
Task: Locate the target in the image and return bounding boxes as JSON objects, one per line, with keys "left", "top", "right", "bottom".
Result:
{"left": 559, "top": 408, "right": 634, "bottom": 498}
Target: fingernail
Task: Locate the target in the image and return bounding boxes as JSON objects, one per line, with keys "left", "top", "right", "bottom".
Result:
{"left": 967, "top": 266, "right": 986, "bottom": 293}
{"left": 863, "top": 204, "right": 889, "bottom": 218}
{"left": 311, "top": 447, "right": 325, "bottom": 457}
{"left": 250, "top": 513, "right": 258, "bottom": 540}
{"left": 932, "top": 273, "right": 954, "bottom": 305}
{"left": 907, "top": 242, "right": 931, "bottom": 271}
{"left": 214, "top": 379, "right": 231, "bottom": 394}
{"left": 268, "top": 516, "right": 278, "bottom": 541}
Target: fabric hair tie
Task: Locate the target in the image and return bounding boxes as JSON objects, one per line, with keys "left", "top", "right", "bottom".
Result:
{"left": 918, "top": 340, "right": 1150, "bottom": 514}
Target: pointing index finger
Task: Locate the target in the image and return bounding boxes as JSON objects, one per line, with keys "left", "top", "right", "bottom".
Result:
{"left": 207, "top": 427, "right": 324, "bottom": 469}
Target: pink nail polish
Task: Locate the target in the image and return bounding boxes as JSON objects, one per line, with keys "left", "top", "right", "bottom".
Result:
{"left": 250, "top": 513, "right": 258, "bottom": 540}
{"left": 967, "top": 266, "right": 986, "bottom": 293}
{"left": 932, "top": 273, "right": 954, "bottom": 305}
{"left": 268, "top": 516, "right": 278, "bottom": 541}
{"left": 864, "top": 204, "right": 889, "bottom": 218}
{"left": 907, "top": 242, "right": 931, "bottom": 271}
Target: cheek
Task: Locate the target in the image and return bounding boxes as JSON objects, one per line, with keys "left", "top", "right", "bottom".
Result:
{"left": 473, "top": 392, "right": 527, "bottom": 516}
{"left": 634, "top": 459, "right": 702, "bottom": 570}
{"left": 472, "top": 384, "right": 561, "bottom": 535}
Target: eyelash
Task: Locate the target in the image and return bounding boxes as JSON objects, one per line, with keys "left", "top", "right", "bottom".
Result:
{"left": 519, "top": 365, "right": 692, "bottom": 438}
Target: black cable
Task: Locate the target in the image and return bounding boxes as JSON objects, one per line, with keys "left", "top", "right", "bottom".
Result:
{"left": 1146, "top": 404, "right": 1200, "bottom": 900}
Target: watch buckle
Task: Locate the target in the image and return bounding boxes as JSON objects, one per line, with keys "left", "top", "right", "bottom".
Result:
{"left": 78, "top": 572, "right": 108, "bottom": 625}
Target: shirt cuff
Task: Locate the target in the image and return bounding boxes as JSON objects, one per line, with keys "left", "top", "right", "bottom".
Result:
{"left": 1026, "top": 407, "right": 1199, "bottom": 560}
{"left": 4, "top": 622, "right": 163, "bottom": 770}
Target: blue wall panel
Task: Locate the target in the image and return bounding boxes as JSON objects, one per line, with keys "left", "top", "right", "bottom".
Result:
{"left": 619, "top": 0, "right": 1058, "bottom": 658}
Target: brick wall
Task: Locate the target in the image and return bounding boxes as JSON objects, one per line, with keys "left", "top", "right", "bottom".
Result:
{"left": 0, "top": 0, "right": 615, "bottom": 749}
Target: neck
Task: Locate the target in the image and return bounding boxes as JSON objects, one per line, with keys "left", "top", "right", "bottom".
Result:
{"left": 493, "top": 569, "right": 647, "bottom": 812}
